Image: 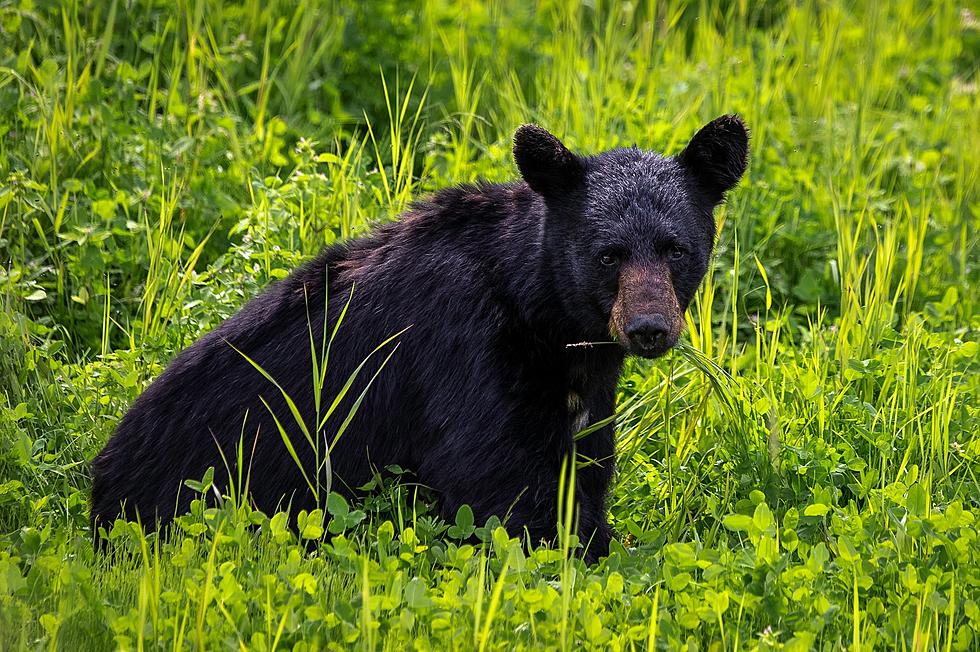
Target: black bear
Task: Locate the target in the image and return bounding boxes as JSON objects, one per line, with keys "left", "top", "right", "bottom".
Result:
{"left": 91, "top": 116, "right": 748, "bottom": 561}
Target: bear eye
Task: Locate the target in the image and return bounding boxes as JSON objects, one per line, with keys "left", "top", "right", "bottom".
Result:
{"left": 668, "top": 246, "right": 686, "bottom": 261}
{"left": 599, "top": 251, "right": 621, "bottom": 267}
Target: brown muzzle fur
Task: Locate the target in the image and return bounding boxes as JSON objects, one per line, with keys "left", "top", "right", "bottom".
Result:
{"left": 608, "top": 261, "right": 684, "bottom": 358}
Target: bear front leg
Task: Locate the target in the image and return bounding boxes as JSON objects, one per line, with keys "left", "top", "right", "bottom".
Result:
{"left": 437, "top": 467, "right": 613, "bottom": 563}
{"left": 521, "top": 484, "right": 612, "bottom": 563}
{"left": 578, "top": 507, "right": 613, "bottom": 563}
{"left": 426, "top": 454, "right": 561, "bottom": 552}
{"left": 422, "top": 436, "right": 613, "bottom": 562}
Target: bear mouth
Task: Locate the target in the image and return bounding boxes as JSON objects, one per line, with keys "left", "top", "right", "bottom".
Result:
{"left": 609, "top": 321, "right": 679, "bottom": 359}
{"left": 626, "top": 340, "right": 675, "bottom": 359}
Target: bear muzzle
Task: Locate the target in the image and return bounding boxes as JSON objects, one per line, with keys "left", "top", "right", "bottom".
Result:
{"left": 624, "top": 314, "right": 677, "bottom": 358}
{"left": 608, "top": 262, "right": 684, "bottom": 358}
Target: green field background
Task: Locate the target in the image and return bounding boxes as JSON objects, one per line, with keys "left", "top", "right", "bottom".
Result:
{"left": 0, "top": 0, "right": 977, "bottom": 649}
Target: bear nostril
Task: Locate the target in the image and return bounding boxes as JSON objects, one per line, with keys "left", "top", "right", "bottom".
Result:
{"left": 625, "top": 315, "right": 670, "bottom": 352}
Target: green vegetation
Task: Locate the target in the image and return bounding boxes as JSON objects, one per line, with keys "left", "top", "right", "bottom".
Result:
{"left": 0, "top": 0, "right": 977, "bottom": 649}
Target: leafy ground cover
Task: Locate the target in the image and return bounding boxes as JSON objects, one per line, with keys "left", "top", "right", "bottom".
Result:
{"left": 0, "top": 0, "right": 977, "bottom": 649}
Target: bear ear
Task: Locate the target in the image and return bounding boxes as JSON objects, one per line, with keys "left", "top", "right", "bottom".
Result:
{"left": 513, "top": 125, "right": 583, "bottom": 196}
{"left": 677, "top": 115, "right": 749, "bottom": 202}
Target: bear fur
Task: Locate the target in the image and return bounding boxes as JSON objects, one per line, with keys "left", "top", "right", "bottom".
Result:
{"left": 91, "top": 116, "right": 748, "bottom": 562}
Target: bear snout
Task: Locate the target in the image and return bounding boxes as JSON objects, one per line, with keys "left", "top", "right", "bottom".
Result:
{"left": 608, "top": 262, "right": 684, "bottom": 358}
{"left": 625, "top": 314, "right": 676, "bottom": 358}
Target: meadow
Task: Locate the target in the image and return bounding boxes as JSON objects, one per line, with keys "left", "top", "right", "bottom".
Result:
{"left": 0, "top": 0, "right": 977, "bottom": 649}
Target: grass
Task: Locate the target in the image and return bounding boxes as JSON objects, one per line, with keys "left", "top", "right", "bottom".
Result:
{"left": 0, "top": 0, "right": 977, "bottom": 649}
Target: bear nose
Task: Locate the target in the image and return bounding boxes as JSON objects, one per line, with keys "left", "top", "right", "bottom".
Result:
{"left": 625, "top": 314, "right": 670, "bottom": 354}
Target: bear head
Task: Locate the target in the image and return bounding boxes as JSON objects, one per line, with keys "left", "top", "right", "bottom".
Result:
{"left": 513, "top": 115, "right": 749, "bottom": 358}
